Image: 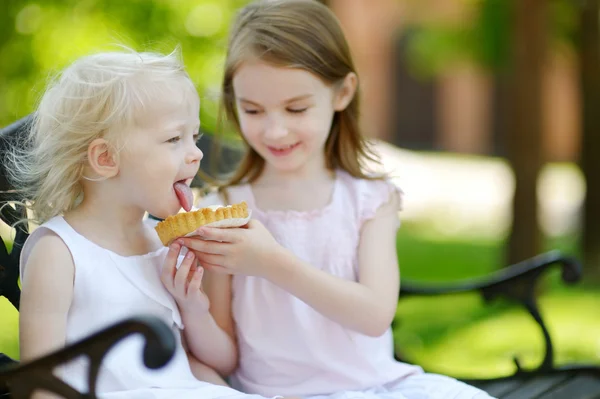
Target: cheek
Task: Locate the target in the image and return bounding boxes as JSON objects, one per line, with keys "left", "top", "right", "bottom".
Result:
{"left": 239, "top": 118, "right": 262, "bottom": 143}
{"left": 298, "top": 114, "right": 331, "bottom": 143}
{"left": 118, "top": 152, "right": 141, "bottom": 177}
{"left": 131, "top": 153, "right": 159, "bottom": 176}
{"left": 121, "top": 149, "right": 174, "bottom": 182}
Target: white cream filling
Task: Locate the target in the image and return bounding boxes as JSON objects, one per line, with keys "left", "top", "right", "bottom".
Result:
{"left": 183, "top": 206, "right": 252, "bottom": 239}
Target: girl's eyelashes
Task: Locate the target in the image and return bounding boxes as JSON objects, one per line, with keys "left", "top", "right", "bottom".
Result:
{"left": 166, "top": 132, "right": 202, "bottom": 144}
{"left": 242, "top": 108, "right": 308, "bottom": 115}
{"left": 288, "top": 107, "right": 307, "bottom": 114}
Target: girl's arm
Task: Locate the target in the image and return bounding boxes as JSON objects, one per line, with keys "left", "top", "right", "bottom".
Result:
{"left": 160, "top": 245, "right": 237, "bottom": 376}
{"left": 266, "top": 192, "right": 401, "bottom": 337}
{"left": 20, "top": 232, "right": 75, "bottom": 399}
{"left": 183, "top": 191, "right": 401, "bottom": 338}
{"left": 179, "top": 306, "right": 238, "bottom": 376}
{"left": 184, "top": 270, "right": 236, "bottom": 381}
{"left": 202, "top": 271, "right": 236, "bottom": 341}
{"left": 195, "top": 191, "right": 237, "bottom": 342}
{"left": 185, "top": 350, "right": 230, "bottom": 385}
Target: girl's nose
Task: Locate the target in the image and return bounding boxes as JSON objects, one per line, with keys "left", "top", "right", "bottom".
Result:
{"left": 264, "top": 116, "right": 288, "bottom": 140}
{"left": 186, "top": 142, "right": 203, "bottom": 164}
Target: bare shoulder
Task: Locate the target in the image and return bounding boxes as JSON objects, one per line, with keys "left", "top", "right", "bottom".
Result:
{"left": 22, "top": 229, "right": 75, "bottom": 286}
{"left": 20, "top": 229, "right": 75, "bottom": 366}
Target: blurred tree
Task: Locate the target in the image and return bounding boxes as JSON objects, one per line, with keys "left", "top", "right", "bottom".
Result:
{"left": 0, "top": 0, "right": 249, "bottom": 138}
{"left": 579, "top": 0, "right": 600, "bottom": 283}
{"left": 404, "top": 0, "right": 577, "bottom": 266}
{"left": 506, "top": 0, "right": 546, "bottom": 266}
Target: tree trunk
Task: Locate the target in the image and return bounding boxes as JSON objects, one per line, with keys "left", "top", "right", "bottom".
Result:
{"left": 580, "top": 0, "right": 600, "bottom": 283}
{"left": 506, "top": 0, "right": 547, "bottom": 264}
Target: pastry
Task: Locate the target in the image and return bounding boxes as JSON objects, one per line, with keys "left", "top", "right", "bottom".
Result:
{"left": 154, "top": 201, "right": 251, "bottom": 246}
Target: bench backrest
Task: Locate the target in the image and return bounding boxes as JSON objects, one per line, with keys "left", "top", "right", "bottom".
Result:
{"left": 0, "top": 115, "right": 33, "bottom": 311}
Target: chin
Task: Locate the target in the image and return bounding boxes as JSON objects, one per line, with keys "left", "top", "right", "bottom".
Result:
{"left": 265, "top": 153, "right": 298, "bottom": 167}
{"left": 272, "top": 160, "right": 308, "bottom": 174}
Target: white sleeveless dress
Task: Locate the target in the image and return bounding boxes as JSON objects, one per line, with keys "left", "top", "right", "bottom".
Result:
{"left": 20, "top": 216, "right": 275, "bottom": 399}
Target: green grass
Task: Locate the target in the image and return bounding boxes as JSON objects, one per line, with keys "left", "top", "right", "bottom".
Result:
{"left": 1, "top": 221, "right": 598, "bottom": 378}
{"left": 396, "top": 220, "right": 581, "bottom": 282}
{"left": 397, "top": 226, "right": 504, "bottom": 282}
{"left": 0, "top": 297, "right": 19, "bottom": 359}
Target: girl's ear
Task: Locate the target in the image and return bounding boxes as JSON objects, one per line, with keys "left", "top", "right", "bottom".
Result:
{"left": 333, "top": 72, "right": 358, "bottom": 111}
{"left": 86, "top": 138, "right": 119, "bottom": 179}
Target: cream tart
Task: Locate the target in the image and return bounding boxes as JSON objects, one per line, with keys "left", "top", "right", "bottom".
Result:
{"left": 154, "top": 201, "right": 251, "bottom": 246}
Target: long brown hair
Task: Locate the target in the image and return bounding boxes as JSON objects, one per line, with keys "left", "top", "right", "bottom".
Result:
{"left": 214, "top": 0, "right": 382, "bottom": 190}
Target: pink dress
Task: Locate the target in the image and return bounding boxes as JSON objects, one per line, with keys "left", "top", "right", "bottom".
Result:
{"left": 200, "top": 170, "right": 493, "bottom": 399}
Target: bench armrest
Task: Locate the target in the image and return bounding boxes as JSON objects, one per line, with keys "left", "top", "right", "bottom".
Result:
{"left": 401, "top": 250, "right": 580, "bottom": 296}
{"left": 0, "top": 316, "right": 175, "bottom": 399}
{"left": 399, "top": 250, "right": 582, "bottom": 375}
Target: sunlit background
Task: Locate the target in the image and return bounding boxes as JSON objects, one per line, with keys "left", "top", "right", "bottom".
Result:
{"left": 1, "top": 0, "right": 599, "bottom": 380}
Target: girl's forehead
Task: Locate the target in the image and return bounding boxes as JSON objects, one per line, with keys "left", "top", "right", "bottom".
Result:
{"left": 127, "top": 99, "right": 198, "bottom": 138}
{"left": 233, "top": 60, "right": 328, "bottom": 100}
{"left": 131, "top": 83, "right": 199, "bottom": 126}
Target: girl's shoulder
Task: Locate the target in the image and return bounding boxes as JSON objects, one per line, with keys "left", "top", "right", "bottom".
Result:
{"left": 20, "top": 216, "right": 78, "bottom": 281}
{"left": 336, "top": 169, "right": 401, "bottom": 200}
{"left": 336, "top": 170, "right": 403, "bottom": 224}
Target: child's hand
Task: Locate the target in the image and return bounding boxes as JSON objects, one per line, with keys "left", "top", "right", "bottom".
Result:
{"left": 177, "top": 219, "right": 286, "bottom": 278}
{"left": 160, "top": 243, "right": 210, "bottom": 313}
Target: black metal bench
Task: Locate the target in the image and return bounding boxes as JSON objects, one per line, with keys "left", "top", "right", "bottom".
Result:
{"left": 1, "top": 115, "right": 599, "bottom": 398}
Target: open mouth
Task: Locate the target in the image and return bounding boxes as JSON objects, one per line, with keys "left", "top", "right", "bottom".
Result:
{"left": 267, "top": 142, "right": 300, "bottom": 157}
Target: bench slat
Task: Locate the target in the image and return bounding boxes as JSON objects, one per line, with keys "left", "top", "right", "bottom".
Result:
{"left": 471, "top": 378, "right": 525, "bottom": 397}
{"left": 470, "top": 372, "right": 600, "bottom": 399}
{"left": 539, "top": 373, "right": 600, "bottom": 399}
{"left": 502, "top": 373, "right": 574, "bottom": 399}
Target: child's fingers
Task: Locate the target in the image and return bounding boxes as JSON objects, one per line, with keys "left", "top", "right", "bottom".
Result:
{"left": 179, "top": 237, "right": 228, "bottom": 255}
{"left": 160, "top": 243, "right": 181, "bottom": 291}
{"left": 174, "top": 250, "right": 195, "bottom": 293}
{"left": 186, "top": 266, "right": 204, "bottom": 296}
{"left": 195, "top": 226, "right": 242, "bottom": 243}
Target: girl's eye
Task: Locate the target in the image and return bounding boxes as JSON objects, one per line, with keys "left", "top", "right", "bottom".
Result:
{"left": 193, "top": 133, "right": 203, "bottom": 141}
{"left": 288, "top": 108, "right": 307, "bottom": 114}
{"left": 167, "top": 136, "right": 181, "bottom": 144}
{"left": 243, "top": 109, "right": 260, "bottom": 115}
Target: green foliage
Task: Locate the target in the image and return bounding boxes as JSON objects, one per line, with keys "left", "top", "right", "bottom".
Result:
{"left": 0, "top": 0, "right": 250, "bottom": 135}
{"left": 404, "top": 0, "right": 579, "bottom": 77}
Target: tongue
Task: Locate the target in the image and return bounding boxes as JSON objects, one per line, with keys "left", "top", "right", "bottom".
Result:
{"left": 174, "top": 182, "right": 193, "bottom": 212}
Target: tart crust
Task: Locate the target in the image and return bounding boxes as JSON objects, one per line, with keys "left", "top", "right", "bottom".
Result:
{"left": 154, "top": 201, "right": 250, "bottom": 246}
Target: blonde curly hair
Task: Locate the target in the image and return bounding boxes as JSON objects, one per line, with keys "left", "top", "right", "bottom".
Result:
{"left": 5, "top": 47, "right": 196, "bottom": 223}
